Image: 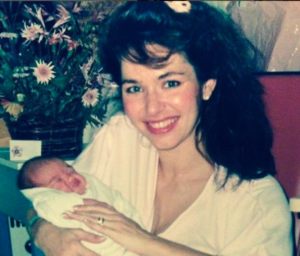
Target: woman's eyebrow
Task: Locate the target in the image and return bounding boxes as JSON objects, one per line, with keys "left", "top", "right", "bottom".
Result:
{"left": 158, "top": 72, "right": 185, "bottom": 80}
{"left": 121, "top": 72, "right": 185, "bottom": 85}
{"left": 121, "top": 79, "right": 137, "bottom": 86}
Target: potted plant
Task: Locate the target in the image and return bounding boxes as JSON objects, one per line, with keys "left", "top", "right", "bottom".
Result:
{"left": 0, "top": 1, "right": 120, "bottom": 157}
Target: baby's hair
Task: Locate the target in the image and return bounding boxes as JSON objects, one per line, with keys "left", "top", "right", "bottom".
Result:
{"left": 17, "top": 156, "right": 60, "bottom": 190}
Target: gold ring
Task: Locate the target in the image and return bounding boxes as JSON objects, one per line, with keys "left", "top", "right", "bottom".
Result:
{"left": 97, "top": 217, "right": 105, "bottom": 226}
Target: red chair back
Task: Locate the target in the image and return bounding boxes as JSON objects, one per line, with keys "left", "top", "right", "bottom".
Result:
{"left": 259, "top": 72, "right": 300, "bottom": 256}
{"left": 260, "top": 73, "right": 300, "bottom": 198}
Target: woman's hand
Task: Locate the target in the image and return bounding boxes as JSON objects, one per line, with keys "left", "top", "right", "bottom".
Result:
{"left": 64, "top": 199, "right": 154, "bottom": 255}
{"left": 33, "top": 217, "right": 106, "bottom": 256}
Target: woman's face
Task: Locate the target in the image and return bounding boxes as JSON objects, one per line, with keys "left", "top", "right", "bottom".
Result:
{"left": 121, "top": 46, "right": 201, "bottom": 151}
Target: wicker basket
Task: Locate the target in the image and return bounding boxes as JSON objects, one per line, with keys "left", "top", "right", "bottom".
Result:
{"left": 7, "top": 122, "right": 84, "bottom": 158}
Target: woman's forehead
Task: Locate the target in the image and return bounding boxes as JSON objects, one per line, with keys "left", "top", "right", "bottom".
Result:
{"left": 121, "top": 52, "right": 190, "bottom": 75}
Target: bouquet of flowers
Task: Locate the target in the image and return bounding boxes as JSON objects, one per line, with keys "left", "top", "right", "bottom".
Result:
{"left": 0, "top": 1, "right": 120, "bottom": 128}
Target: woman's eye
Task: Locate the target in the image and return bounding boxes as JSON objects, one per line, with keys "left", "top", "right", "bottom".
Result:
{"left": 125, "top": 86, "right": 142, "bottom": 93}
{"left": 164, "top": 81, "right": 180, "bottom": 88}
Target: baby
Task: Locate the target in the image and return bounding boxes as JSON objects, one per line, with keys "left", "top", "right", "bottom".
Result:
{"left": 18, "top": 156, "right": 142, "bottom": 256}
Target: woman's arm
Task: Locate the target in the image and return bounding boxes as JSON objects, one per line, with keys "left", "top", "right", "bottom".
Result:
{"left": 82, "top": 213, "right": 213, "bottom": 256}
{"left": 26, "top": 208, "right": 105, "bottom": 256}
{"left": 138, "top": 235, "right": 213, "bottom": 256}
{"left": 67, "top": 199, "right": 215, "bottom": 256}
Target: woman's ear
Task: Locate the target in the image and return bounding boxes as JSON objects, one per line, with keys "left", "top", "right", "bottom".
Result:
{"left": 202, "top": 79, "right": 217, "bottom": 100}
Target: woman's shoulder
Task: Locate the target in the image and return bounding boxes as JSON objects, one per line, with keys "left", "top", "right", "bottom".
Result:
{"left": 94, "top": 113, "right": 136, "bottom": 135}
{"left": 239, "top": 175, "right": 287, "bottom": 203}
{"left": 216, "top": 167, "right": 286, "bottom": 196}
{"left": 214, "top": 167, "right": 289, "bottom": 212}
{"left": 223, "top": 172, "right": 290, "bottom": 221}
{"left": 106, "top": 113, "right": 133, "bottom": 127}
{"left": 207, "top": 169, "right": 293, "bottom": 256}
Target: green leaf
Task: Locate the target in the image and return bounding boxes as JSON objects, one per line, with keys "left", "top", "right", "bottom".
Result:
{"left": 0, "top": 48, "right": 7, "bottom": 57}
{"left": 52, "top": 76, "right": 68, "bottom": 91}
{"left": 0, "top": 79, "right": 15, "bottom": 99}
{"left": 57, "top": 102, "right": 67, "bottom": 114}
{"left": 0, "top": 64, "right": 13, "bottom": 80}
{"left": 0, "top": 11, "right": 8, "bottom": 30}
{"left": 52, "top": 44, "right": 57, "bottom": 55}
{"left": 0, "top": 107, "right": 6, "bottom": 116}
{"left": 66, "top": 49, "right": 74, "bottom": 59}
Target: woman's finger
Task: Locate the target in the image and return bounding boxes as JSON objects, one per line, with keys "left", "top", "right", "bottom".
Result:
{"left": 73, "top": 203, "right": 117, "bottom": 215}
{"left": 80, "top": 216, "right": 150, "bottom": 254}
{"left": 65, "top": 209, "right": 123, "bottom": 225}
{"left": 82, "top": 218, "right": 110, "bottom": 233}
{"left": 73, "top": 228, "right": 105, "bottom": 243}
{"left": 74, "top": 205, "right": 116, "bottom": 215}
{"left": 83, "top": 213, "right": 137, "bottom": 234}
{"left": 82, "top": 198, "right": 104, "bottom": 205}
{"left": 63, "top": 211, "right": 104, "bottom": 223}
{"left": 80, "top": 199, "right": 116, "bottom": 210}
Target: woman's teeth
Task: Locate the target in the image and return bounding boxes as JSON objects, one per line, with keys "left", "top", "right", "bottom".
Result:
{"left": 149, "top": 117, "right": 177, "bottom": 129}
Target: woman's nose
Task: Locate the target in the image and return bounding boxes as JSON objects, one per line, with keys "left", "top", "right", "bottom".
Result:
{"left": 145, "top": 90, "right": 165, "bottom": 116}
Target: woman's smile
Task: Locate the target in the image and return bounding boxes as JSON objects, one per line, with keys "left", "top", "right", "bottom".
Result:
{"left": 145, "top": 116, "right": 179, "bottom": 134}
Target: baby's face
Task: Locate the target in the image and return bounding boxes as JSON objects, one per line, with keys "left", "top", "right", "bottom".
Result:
{"left": 34, "top": 159, "right": 87, "bottom": 195}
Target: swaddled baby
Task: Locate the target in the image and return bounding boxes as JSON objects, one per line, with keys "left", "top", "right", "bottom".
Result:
{"left": 18, "top": 156, "right": 143, "bottom": 256}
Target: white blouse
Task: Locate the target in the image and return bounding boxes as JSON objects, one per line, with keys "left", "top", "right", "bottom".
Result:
{"left": 73, "top": 114, "right": 293, "bottom": 256}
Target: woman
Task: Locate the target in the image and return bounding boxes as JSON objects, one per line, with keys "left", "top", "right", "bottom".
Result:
{"left": 29, "top": 2, "right": 293, "bottom": 255}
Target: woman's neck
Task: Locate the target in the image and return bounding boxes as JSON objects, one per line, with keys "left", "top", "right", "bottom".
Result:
{"left": 157, "top": 141, "right": 213, "bottom": 181}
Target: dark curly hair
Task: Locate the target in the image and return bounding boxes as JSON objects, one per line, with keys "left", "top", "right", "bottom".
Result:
{"left": 100, "top": 1, "right": 275, "bottom": 185}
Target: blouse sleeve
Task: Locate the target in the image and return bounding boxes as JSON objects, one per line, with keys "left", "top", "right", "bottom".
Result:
{"left": 72, "top": 115, "right": 119, "bottom": 180}
{"left": 219, "top": 177, "right": 293, "bottom": 256}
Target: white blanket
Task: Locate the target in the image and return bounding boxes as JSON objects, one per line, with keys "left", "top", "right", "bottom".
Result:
{"left": 22, "top": 173, "right": 142, "bottom": 256}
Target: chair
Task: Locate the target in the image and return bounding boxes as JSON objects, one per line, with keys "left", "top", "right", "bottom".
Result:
{"left": 258, "top": 72, "right": 300, "bottom": 256}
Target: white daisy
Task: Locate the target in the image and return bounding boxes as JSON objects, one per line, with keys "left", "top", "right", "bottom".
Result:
{"left": 32, "top": 60, "right": 55, "bottom": 84}
{"left": 21, "top": 23, "right": 43, "bottom": 44}
{"left": 82, "top": 89, "right": 99, "bottom": 107}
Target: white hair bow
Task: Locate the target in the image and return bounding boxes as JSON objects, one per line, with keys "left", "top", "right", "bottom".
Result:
{"left": 165, "top": 1, "right": 191, "bottom": 13}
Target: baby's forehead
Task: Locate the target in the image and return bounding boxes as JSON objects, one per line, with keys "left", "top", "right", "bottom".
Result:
{"left": 50, "top": 158, "right": 65, "bottom": 164}
{"left": 48, "top": 158, "right": 69, "bottom": 167}
{"left": 35, "top": 159, "right": 66, "bottom": 173}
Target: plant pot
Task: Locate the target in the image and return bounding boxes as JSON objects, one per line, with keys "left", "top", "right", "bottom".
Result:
{"left": 7, "top": 122, "right": 85, "bottom": 158}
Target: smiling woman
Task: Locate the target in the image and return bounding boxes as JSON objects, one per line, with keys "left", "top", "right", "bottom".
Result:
{"left": 26, "top": 2, "right": 293, "bottom": 256}
{"left": 121, "top": 50, "right": 206, "bottom": 151}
